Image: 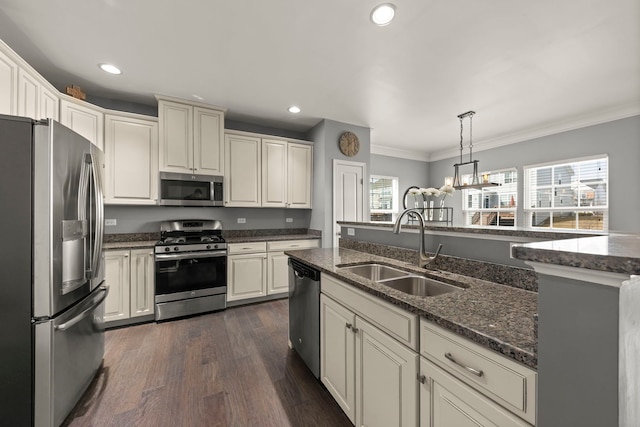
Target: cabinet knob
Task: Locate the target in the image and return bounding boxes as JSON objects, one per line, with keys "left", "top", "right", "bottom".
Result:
{"left": 124, "top": 254, "right": 129, "bottom": 258}
{"left": 417, "top": 374, "right": 427, "bottom": 384}
{"left": 346, "top": 323, "right": 352, "bottom": 330}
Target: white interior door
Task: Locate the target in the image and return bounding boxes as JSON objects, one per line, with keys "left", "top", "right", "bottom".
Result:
{"left": 333, "top": 159, "right": 366, "bottom": 248}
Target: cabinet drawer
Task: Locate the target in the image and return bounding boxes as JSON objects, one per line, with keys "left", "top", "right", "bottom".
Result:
{"left": 321, "top": 273, "right": 418, "bottom": 351}
{"left": 227, "top": 242, "right": 267, "bottom": 254}
{"left": 267, "top": 239, "right": 319, "bottom": 251}
{"left": 420, "top": 320, "right": 536, "bottom": 425}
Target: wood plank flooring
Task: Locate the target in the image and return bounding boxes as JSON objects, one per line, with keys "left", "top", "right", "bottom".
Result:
{"left": 63, "top": 299, "right": 351, "bottom": 427}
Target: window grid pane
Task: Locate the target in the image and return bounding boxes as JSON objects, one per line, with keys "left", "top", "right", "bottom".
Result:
{"left": 463, "top": 169, "right": 517, "bottom": 228}
{"left": 525, "top": 157, "right": 608, "bottom": 231}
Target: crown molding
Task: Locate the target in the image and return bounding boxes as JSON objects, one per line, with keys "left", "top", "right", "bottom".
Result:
{"left": 428, "top": 102, "right": 640, "bottom": 162}
{"left": 370, "top": 144, "right": 430, "bottom": 162}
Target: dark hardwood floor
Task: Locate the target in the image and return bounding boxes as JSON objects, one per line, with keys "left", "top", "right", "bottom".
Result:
{"left": 63, "top": 299, "right": 352, "bottom": 427}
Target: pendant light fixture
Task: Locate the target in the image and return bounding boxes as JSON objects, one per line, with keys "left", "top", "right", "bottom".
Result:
{"left": 451, "top": 111, "right": 499, "bottom": 190}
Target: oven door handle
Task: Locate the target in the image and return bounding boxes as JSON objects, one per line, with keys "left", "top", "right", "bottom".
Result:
{"left": 155, "top": 251, "right": 227, "bottom": 261}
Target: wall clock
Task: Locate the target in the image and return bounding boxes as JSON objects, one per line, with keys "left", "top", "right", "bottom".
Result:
{"left": 339, "top": 131, "right": 360, "bottom": 157}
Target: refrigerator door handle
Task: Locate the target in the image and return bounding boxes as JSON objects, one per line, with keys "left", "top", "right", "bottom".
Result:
{"left": 88, "top": 153, "right": 104, "bottom": 279}
{"left": 54, "top": 286, "right": 109, "bottom": 331}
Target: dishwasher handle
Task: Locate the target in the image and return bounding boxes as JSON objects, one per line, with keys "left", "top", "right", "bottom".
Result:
{"left": 289, "top": 258, "right": 320, "bottom": 282}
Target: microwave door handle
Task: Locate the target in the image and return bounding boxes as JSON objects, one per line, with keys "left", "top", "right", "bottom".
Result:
{"left": 88, "top": 153, "right": 104, "bottom": 279}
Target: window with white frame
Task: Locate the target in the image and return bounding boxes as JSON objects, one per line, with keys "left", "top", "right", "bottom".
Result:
{"left": 462, "top": 169, "right": 518, "bottom": 227}
{"left": 370, "top": 175, "right": 399, "bottom": 222}
{"left": 524, "top": 155, "right": 608, "bottom": 231}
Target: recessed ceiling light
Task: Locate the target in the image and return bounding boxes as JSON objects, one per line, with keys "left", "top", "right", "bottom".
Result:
{"left": 192, "top": 94, "right": 204, "bottom": 101}
{"left": 288, "top": 106, "right": 301, "bottom": 114}
{"left": 98, "top": 63, "right": 122, "bottom": 75}
{"left": 370, "top": 3, "right": 396, "bottom": 26}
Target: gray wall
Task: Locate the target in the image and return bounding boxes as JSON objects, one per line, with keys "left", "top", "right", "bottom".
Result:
{"left": 104, "top": 205, "right": 311, "bottom": 234}
{"left": 428, "top": 115, "right": 640, "bottom": 232}
{"left": 370, "top": 154, "right": 431, "bottom": 208}
{"left": 309, "top": 119, "right": 371, "bottom": 248}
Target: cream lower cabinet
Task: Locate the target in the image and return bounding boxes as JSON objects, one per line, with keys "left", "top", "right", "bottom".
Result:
{"left": 321, "top": 275, "right": 419, "bottom": 427}
{"left": 419, "top": 320, "right": 536, "bottom": 426}
{"left": 104, "top": 112, "right": 158, "bottom": 205}
{"left": 267, "top": 239, "right": 319, "bottom": 295}
{"left": 104, "top": 248, "right": 155, "bottom": 324}
{"left": 227, "top": 242, "right": 268, "bottom": 301}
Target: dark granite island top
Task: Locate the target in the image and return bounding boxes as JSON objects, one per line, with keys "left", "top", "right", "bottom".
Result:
{"left": 512, "top": 234, "right": 640, "bottom": 275}
{"left": 286, "top": 247, "right": 538, "bottom": 369}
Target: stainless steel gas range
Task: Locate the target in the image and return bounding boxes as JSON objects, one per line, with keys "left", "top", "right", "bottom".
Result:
{"left": 154, "top": 220, "right": 227, "bottom": 321}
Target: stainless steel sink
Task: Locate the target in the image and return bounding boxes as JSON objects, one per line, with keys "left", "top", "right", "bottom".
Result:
{"left": 337, "top": 263, "right": 409, "bottom": 281}
{"left": 379, "top": 276, "right": 460, "bottom": 297}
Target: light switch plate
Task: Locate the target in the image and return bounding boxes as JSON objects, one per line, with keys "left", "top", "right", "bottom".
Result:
{"left": 237, "top": 218, "right": 246, "bottom": 224}
{"left": 286, "top": 218, "right": 293, "bottom": 223}
{"left": 347, "top": 228, "right": 355, "bottom": 236}
{"left": 105, "top": 219, "right": 117, "bottom": 226}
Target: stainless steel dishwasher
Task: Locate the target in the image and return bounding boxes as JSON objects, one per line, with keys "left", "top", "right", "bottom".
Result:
{"left": 288, "top": 258, "right": 320, "bottom": 379}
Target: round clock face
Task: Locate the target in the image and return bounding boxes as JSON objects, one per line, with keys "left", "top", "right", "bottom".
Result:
{"left": 339, "top": 131, "right": 360, "bottom": 156}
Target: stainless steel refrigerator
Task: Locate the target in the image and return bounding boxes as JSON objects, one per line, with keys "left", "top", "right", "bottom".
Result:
{"left": 0, "top": 114, "right": 109, "bottom": 426}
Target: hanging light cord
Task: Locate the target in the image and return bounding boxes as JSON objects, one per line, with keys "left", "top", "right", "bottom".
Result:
{"left": 459, "top": 117, "right": 464, "bottom": 164}
{"left": 468, "top": 114, "right": 473, "bottom": 163}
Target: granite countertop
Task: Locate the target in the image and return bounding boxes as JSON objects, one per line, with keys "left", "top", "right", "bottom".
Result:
{"left": 338, "top": 220, "right": 602, "bottom": 240}
{"left": 225, "top": 234, "right": 320, "bottom": 244}
{"left": 286, "top": 247, "right": 538, "bottom": 369}
{"left": 512, "top": 234, "right": 640, "bottom": 275}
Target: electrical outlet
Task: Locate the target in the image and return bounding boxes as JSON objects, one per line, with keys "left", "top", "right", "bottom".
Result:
{"left": 237, "top": 218, "right": 246, "bottom": 224}
{"left": 347, "top": 228, "right": 355, "bottom": 236}
{"left": 286, "top": 218, "right": 293, "bottom": 223}
{"left": 105, "top": 219, "right": 117, "bottom": 226}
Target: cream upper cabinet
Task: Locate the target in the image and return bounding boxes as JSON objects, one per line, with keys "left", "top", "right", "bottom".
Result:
{"left": 0, "top": 46, "right": 18, "bottom": 115}
{"left": 225, "top": 133, "right": 262, "bottom": 207}
{"left": 262, "top": 139, "right": 288, "bottom": 207}
{"left": 287, "top": 142, "right": 313, "bottom": 208}
{"left": 104, "top": 112, "right": 158, "bottom": 205}
{"left": 157, "top": 97, "right": 225, "bottom": 175}
{"left": 227, "top": 131, "right": 313, "bottom": 208}
{"left": 59, "top": 95, "right": 105, "bottom": 150}
{"left": 17, "top": 68, "right": 59, "bottom": 120}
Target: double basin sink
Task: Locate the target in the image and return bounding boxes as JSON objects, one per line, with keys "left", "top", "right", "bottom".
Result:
{"left": 336, "top": 263, "right": 462, "bottom": 297}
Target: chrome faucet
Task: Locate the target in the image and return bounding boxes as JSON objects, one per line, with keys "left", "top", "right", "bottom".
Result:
{"left": 393, "top": 208, "right": 443, "bottom": 268}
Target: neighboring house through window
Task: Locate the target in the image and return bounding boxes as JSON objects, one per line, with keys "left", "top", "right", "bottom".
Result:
{"left": 370, "top": 175, "right": 399, "bottom": 222}
{"left": 524, "top": 155, "right": 608, "bottom": 231}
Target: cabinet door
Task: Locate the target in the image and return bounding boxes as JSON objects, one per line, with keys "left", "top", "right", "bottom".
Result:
{"left": 104, "top": 113, "right": 158, "bottom": 204}
{"left": 261, "top": 139, "right": 287, "bottom": 207}
{"left": 287, "top": 143, "right": 313, "bottom": 208}
{"left": 130, "top": 249, "right": 155, "bottom": 318}
{"left": 17, "top": 68, "right": 39, "bottom": 119}
{"left": 267, "top": 251, "right": 289, "bottom": 295}
{"left": 227, "top": 253, "right": 267, "bottom": 301}
{"left": 158, "top": 100, "right": 193, "bottom": 173}
{"left": 104, "top": 250, "right": 131, "bottom": 322}
{"left": 193, "top": 107, "right": 224, "bottom": 175}
{"left": 60, "top": 98, "right": 104, "bottom": 150}
{"left": 420, "top": 358, "right": 530, "bottom": 427}
{"left": 224, "top": 134, "right": 261, "bottom": 207}
{"left": 0, "top": 48, "right": 18, "bottom": 115}
{"left": 356, "top": 316, "right": 419, "bottom": 427}
{"left": 39, "top": 85, "right": 59, "bottom": 120}
{"left": 320, "top": 294, "right": 356, "bottom": 423}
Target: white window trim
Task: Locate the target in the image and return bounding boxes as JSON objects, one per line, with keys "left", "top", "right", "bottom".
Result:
{"left": 461, "top": 168, "right": 518, "bottom": 228}
{"left": 524, "top": 155, "right": 609, "bottom": 230}
{"left": 369, "top": 174, "right": 399, "bottom": 222}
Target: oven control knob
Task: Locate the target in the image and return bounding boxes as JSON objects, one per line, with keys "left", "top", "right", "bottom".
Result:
{"left": 206, "top": 245, "right": 211, "bottom": 250}
{"left": 164, "top": 247, "right": 170, "bottom": 252}
{"left": 174, "top": 246, "right": 179, "bottom": 251}
{"left": 214, "top": 244, "right": 219, "bottom": 249}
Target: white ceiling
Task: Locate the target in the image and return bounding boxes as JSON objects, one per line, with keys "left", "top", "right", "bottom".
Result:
{"left": 0, "top": 0, "right": 638, "bottom": 160}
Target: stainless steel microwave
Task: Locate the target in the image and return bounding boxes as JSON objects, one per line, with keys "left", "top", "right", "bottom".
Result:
{"left": 158, "top": 172, "right": 224, "bottom": 207}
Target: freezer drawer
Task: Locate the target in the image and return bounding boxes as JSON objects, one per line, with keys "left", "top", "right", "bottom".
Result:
{"left": 34, "top": 285, "right": 108, "bottom": 427}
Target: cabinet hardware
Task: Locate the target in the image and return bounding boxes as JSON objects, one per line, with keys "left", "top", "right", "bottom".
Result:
{"left": 346, "top": 323, "right": 352, "bottom": 330}
{"left": 444, "top": 352, "right": 484, "bottom": 377}
{"left": 124, "top": 254, "right": 129, "bottom": 257}
{"left": 417, "top": 374, "right": 427, "bottom": 384}
{"left": 351, "top": 326, "right": 359, "bottom": 333}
